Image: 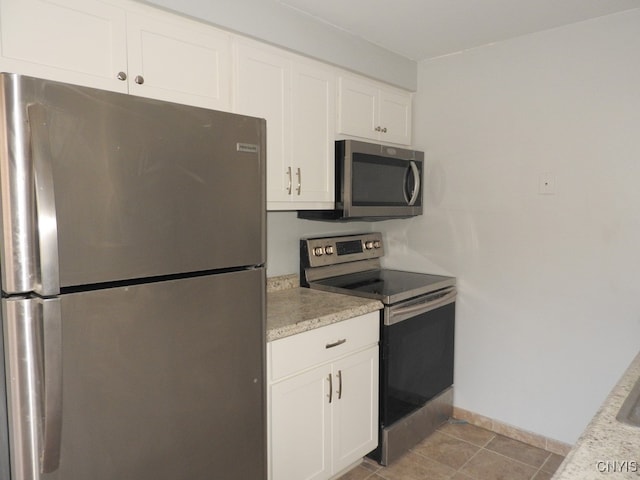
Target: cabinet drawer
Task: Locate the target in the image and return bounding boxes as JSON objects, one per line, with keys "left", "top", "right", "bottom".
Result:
{"left": 269, "top": 311, "right": 379, "bottom": 382}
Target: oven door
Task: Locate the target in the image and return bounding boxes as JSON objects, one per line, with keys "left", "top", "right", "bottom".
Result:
{"left": 380, "top": 287, "right": 456, "bottom": 427}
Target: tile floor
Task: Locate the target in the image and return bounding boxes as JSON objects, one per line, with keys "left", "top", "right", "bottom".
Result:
{"left": 337, "top": 420, "right": 565, "bottom": 480}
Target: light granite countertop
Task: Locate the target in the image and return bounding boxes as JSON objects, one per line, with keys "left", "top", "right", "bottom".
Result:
{"left": 266, "top": 274, "right": 383, "bottom": 342}
{"left": 553, "top": 350, "right": 640, "bottom": 479}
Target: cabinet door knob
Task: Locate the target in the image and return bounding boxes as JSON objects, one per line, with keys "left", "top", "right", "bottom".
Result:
{"left": 375, "top": 126, "right": 382, "bottom": 132}
{"left": 134, "top": 75, "right": 145, "bottom": 85}
{"left": 117, "top": 71, "right": 127, "bottom": 81}
{"left": 286, "top": 167, "right": 292, "bottom": 195}
{"left": 382, "top": 127, "right": 388, "bottom": 133}
{"left": 296, "top": 167, "right": 301, "bottom": 196}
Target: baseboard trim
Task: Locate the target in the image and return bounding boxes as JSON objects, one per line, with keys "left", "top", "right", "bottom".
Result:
{"left": 452, "top": 407, "right": 572, "bottom": 456}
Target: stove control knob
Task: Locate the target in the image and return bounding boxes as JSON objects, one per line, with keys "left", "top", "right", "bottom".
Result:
{"left": 373, "top": 240, "right": 382, "bottom": 249}
{"left": 364, "top": 241, "right": 374, "bottom": 250}
{"left": 313, "top": 246, "right": 324, "bottom": 256}
{"left": 324, "top": 245, "right": 334, "bottom": 255}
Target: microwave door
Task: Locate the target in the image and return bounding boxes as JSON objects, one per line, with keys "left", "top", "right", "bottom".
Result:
{"left": 348, "top": 154, "right": 422, "bottom": 218}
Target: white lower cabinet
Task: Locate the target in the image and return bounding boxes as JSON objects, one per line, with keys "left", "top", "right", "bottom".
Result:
{"left": 268, "top": 312, "right": 379, "bottom": 480}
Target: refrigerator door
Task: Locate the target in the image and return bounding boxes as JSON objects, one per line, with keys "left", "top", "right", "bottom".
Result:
{"left": 0, "top": 73, "right": 266, "bottom": 295}
{"left": 0, "top": 321, "right": 9, "bottom": 480}
{"left": 2, "top": 268, "right": 266, "bottom": 480}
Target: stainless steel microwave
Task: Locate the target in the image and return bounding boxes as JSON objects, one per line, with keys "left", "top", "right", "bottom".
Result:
{"left": 298, "top": 139, "right": 424, "bottom": 221}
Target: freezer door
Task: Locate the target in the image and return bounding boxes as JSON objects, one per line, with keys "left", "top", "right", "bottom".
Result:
{"left": 0, "top": 73, "right": 265, "bottom": 294}
{"left": 2, "top": 268, "right": 266, "bottom": 480}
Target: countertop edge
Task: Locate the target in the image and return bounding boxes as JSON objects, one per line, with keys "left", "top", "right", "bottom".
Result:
{"left": 552, "top": 350, "right": 640, "bottom": 479}
{"left": 266, "top": 282, "right": 383, "bottom": 342}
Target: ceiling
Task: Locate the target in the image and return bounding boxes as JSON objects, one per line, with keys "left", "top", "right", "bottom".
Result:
{"left": 276, "top": 0, "right": 640, "bottom": 61}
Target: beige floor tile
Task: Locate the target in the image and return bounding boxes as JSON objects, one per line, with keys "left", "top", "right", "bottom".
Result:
{"left": 412, "top": 431, "right": 481, "bottom": 469}
{"left": 337, "top": 464, "right": 376, "bottom": 480}
{"left": 540, "top": 453, "right": 565, "bottom": 473}
{"left": 376, "top": 450, "right": 455, "bottom": 480}
{"left": 485, "top": 434, "right": 551, "bottom": 468}
{"left": 438, "top": 421, "right": 496, "bottom": 447}
{"left": 459, "top": 449, "right": 538, "bottom": 480}
{"left": 450, "top": 472, "right": 475, "bottom": 480}
{"left": 532, "top": 470, "right": 554, "bottom": 480}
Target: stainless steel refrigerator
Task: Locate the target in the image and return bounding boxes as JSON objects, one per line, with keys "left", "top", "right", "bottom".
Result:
{"left": 0, "top": 73, "right": 267, "bottom": 480}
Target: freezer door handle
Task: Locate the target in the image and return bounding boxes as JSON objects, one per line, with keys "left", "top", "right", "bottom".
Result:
{"left": 4, "top": 297, "right": 63, "bottom": 477}
{"left": 28, "top": 104, "right": 61, "bottom": 296}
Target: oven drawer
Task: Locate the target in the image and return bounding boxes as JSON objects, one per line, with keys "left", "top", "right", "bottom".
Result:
{"left": 269, "top": 311, "right": 379, "bottom": 382}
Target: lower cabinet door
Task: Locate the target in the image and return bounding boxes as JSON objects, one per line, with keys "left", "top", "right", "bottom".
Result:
{"left": 270, "top": 364, "right": 331, "bottom": 480}
{"left": 331, "top": 346, "right": 379, "bottom": 474}
{"left": 269, "top": 345, "right": 379, "bottom": 480}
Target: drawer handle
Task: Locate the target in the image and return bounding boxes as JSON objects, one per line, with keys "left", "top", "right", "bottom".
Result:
{"left": 325, "top": 339, "right": 346, "bottom": 349}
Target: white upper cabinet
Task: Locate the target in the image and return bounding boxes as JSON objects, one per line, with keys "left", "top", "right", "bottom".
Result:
{"left": 0, "top": 0, "right": 412, "bottom": 207}
{"left": 0, "top": 0, "right": 231, "bottom": 110}
{"left": 0, "top": 0, "right": 128, "bottom": 92}
{"left": 289, "top": 60, "right": 335, "bottom": 208}
{"left": 233, "top": 40, "right": 335, "bottom": 210}
{"left": 125, "top": 10, "right": 231, "bottom": 110}
{"left": 338, "top": 75, "right": 412, "bottom": 145}
{"left": 233, "top": 41, "right": 291, "bottom": 205}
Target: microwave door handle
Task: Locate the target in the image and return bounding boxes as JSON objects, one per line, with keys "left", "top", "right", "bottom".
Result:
{"left": 28, "top": 105, "right": 61, "bottom": 296}
{"left": 407, "top": 161, "right": 421, "bottom": 206}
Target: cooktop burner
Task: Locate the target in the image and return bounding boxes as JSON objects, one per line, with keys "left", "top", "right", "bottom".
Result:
{"left": 301, "top": 232, "right": 456, "bottom": 304}
{"left": 309, "top": 268, "right": 455, "bottom": 305}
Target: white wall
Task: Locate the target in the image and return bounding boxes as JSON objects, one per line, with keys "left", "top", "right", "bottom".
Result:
{"left": 380, "top": 9, "right": 640, "bottom": 444}
{"left": 137, "top": 0, "right": 417, "bottom": 90}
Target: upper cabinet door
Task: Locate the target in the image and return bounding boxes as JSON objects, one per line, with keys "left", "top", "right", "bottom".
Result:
{"left": 233, "top": 42, "right": 336, "bottom": 210}
{"left": 337, "top": 76, "right": 378, "bottom": 141}
{"left": 338, "top": 74, "right": 412, "bottom": 145}
{"left": 378, "top": 88, "right": 412, "bottom": 145}
{"left": 0, "top": 0, "right": 128, "bottom": 92}
{"left": 233, "top": 41, "right": 292, "bottom": 204}
{"left": 126, "top": 11, "right": 232, "bottom": 111}
{"left": 290, "top": 61, "right": 335, "bottom": 207}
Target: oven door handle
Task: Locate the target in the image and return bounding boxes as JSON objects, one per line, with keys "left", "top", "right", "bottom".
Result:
{"left": 386, "top": 287, "right": 456, "bottom": 326}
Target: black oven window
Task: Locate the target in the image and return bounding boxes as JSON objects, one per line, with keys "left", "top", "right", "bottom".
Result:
{"left": 381, "top": 302, "right": 455, "bottom": 426}
{"left": 351, "top": 153, "right": 421, "bottom": 207}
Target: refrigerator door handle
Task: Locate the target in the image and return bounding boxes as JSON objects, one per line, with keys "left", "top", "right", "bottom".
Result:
{"left": 40, "top": 298, "right": 63, "bottom": 473}
{"left": 28, "top": 104, "right": 61, "bottom": 296}
{"left": 4, "top": 297, "right": 63, "bottom": 478}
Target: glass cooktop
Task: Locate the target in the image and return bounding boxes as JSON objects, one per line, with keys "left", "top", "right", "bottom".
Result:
{"left": 309, "top": 269, "right": 455, "bottom": 305}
